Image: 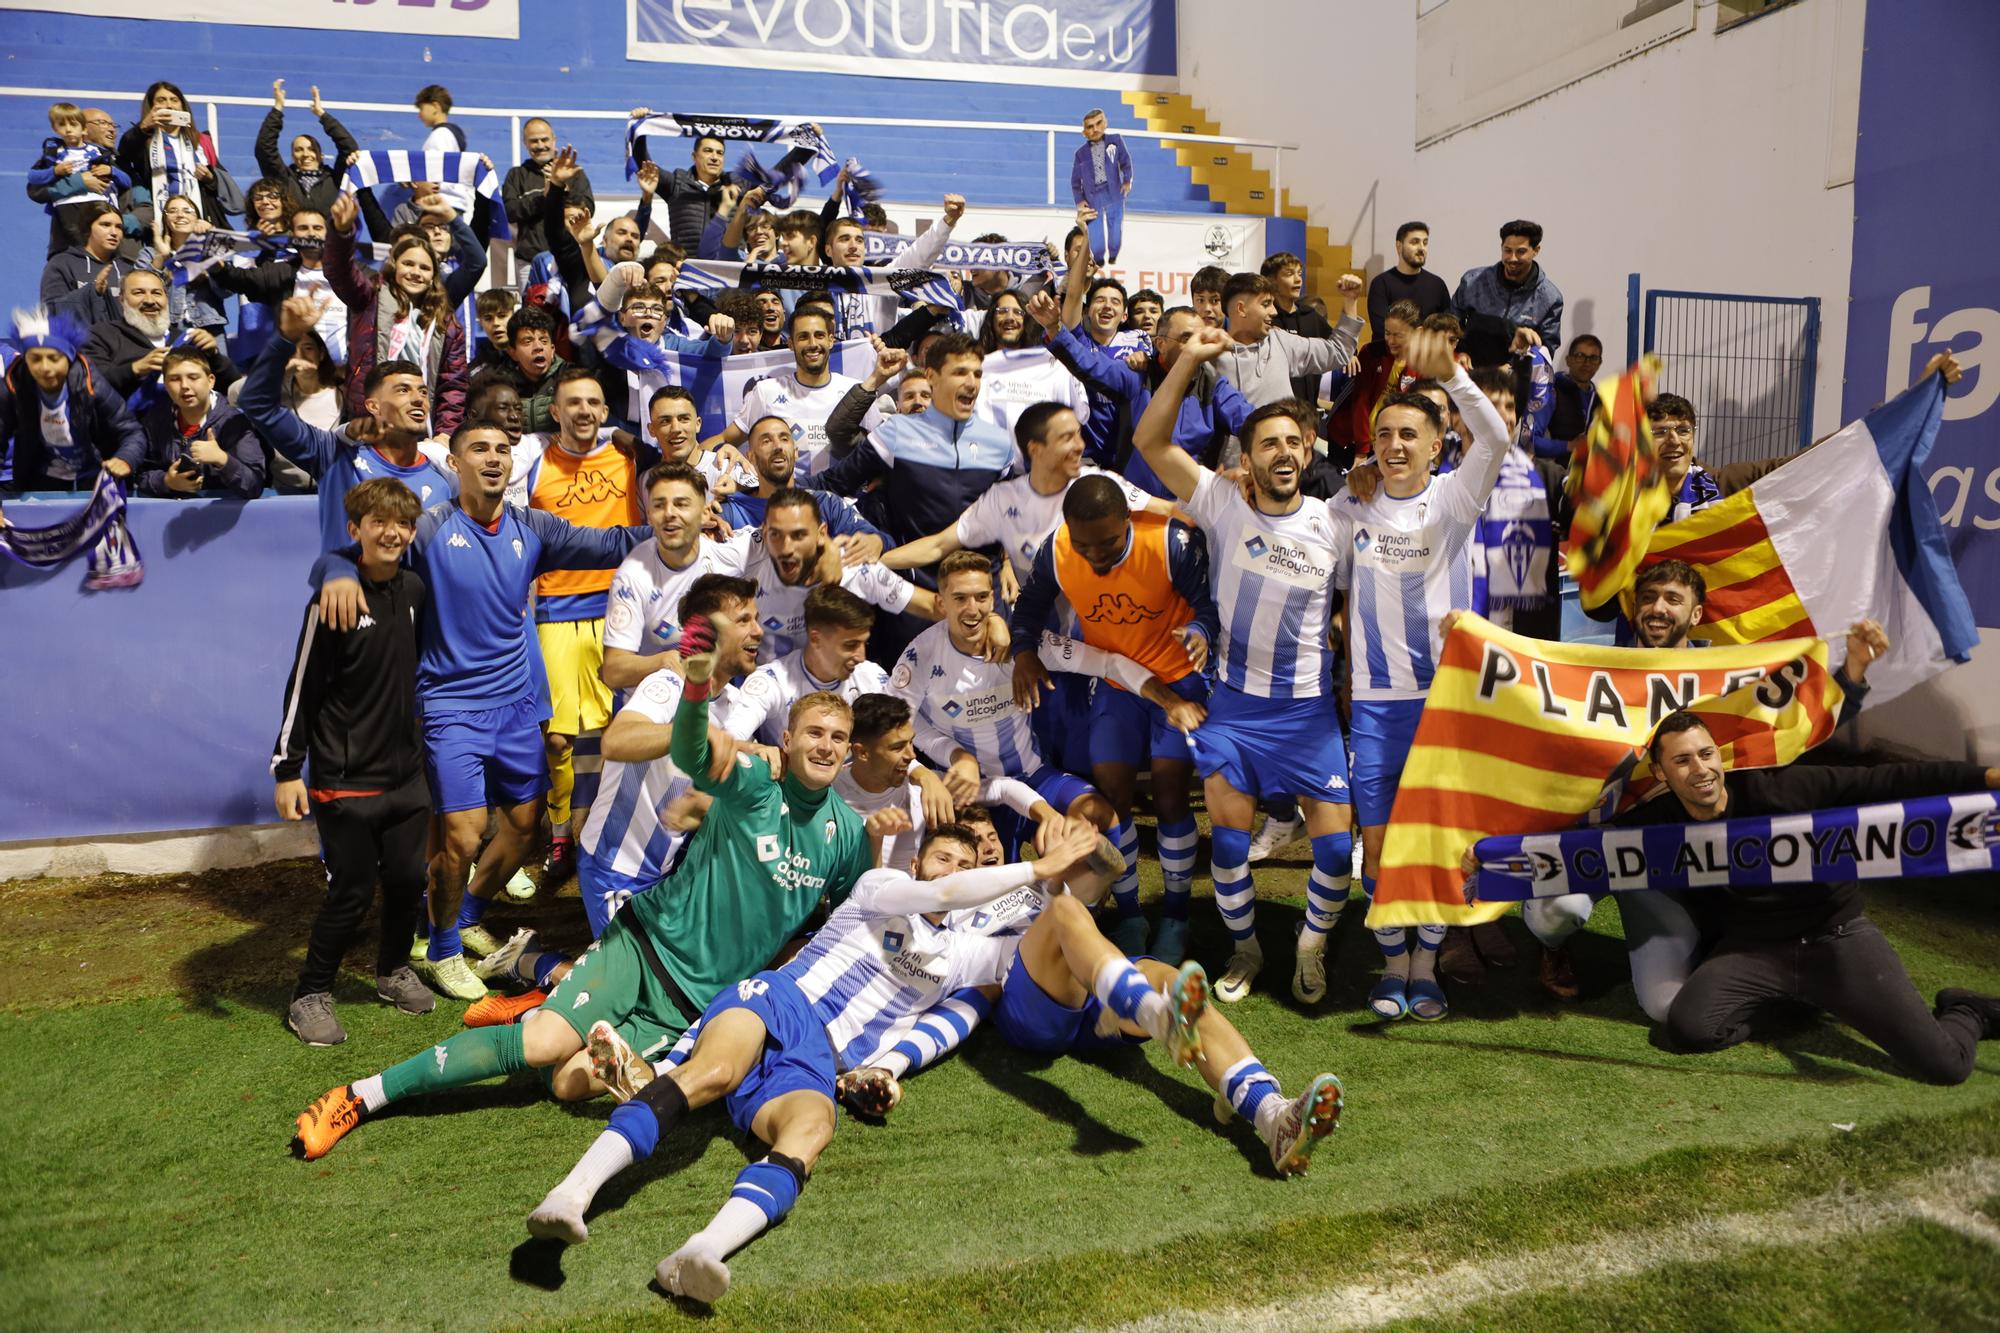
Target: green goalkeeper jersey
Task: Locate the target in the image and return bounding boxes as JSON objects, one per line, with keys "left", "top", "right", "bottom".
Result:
{"left": 626, "top": 686, "right": 873, "bottom": 1012}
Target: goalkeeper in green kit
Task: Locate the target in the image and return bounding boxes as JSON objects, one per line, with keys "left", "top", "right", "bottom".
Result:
{"left": 292, "top": 612, "right": 878, "bottom": 1160}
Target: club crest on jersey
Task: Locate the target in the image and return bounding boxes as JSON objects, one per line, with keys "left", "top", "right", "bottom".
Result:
{"left": 882, "top": 929, "right": 904, "bottom": 953}
{"left": 512, "top": 538, "right": 525, "bottom": 559}
{"left": 756, "top": 833, "right": 781, "bottom": 861}
{"left": 420, "top": 485, "right": 433, "bottom": 501}
{"left": 824, "top": 817, "right": 836, "bottom": 843}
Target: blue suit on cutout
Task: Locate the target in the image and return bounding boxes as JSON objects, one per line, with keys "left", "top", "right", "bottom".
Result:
{"left": 1070, "top": 133, "right": 1133, "bottom": 264}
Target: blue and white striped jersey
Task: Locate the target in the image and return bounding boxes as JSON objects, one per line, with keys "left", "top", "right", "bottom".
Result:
{"left": 1331, "top": 368, "right": 1513, "bottom": 702}
{"left": 577, "top": 670, "right": 759, "bottom": 880}
{"left": 1181, "top": 470, "right": 1341, "bottom": 700}
{"left": 739, "top": 649, "right": 891, "bottom": 746}
{"left": 602, "top": 530, "right": 755, "bottom": 663}
{"left": 747, "top": 547, "right": 917, "bottom": 664}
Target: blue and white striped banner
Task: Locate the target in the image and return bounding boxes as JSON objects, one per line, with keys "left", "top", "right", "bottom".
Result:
{"left": 339, "top": 150, "right": 510, "bottom": 239}
{"left": 625, "top": 113, "right": 837, "bottom": 183}
{"left": 1472, "top": 792, "right": 2000, "bottom": 900}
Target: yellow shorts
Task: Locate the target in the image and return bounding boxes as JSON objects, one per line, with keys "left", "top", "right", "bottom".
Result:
{"left": 537, "top": 618, "right": 613, "bottom": 736}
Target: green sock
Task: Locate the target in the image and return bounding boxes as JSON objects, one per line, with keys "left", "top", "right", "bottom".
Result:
{"left": 377, "top": 1024, "right": 526, "bottom": 1104}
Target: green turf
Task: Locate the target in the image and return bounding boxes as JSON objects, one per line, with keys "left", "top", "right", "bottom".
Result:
{"left": 2, "top": 857, "right": 1997, "bottom": 1331}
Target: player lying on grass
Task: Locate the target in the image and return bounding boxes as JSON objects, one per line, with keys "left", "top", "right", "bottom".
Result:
{"left": 290, "top": 620, "right": 882, "bottom": 1159}
{"left": 522, "top": 819, "right": 1129, "bottom": 1305}
{"left": 837, "top": 806, "right": 1347, "bottom": 1178}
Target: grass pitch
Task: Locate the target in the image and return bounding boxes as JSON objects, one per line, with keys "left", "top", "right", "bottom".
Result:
{"left": 2, "top": 851, "right": 1998, "bottom": 1331}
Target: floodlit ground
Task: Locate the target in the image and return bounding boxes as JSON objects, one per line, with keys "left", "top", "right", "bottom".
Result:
{"left": 3, "top": 849, "right": 1997, "bottom": 1331}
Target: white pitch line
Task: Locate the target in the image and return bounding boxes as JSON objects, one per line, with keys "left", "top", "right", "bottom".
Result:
{"left": 1091, "top": 1159, "right": 2000, "bottom": 1333}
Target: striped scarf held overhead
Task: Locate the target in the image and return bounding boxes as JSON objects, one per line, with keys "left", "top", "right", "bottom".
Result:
{"left": 340, "top": 151, "right": 511, "bottom": 239}
{"left": 675, "top": 257, "right": 960, "bottom": 318}
{"left": 627, "top": 113, "right": 837, "bottom": 183}
{"left": 168, "top": 229, "right": 296, "bottom": 287}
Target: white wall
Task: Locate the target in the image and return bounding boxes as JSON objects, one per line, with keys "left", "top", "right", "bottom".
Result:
{"left": 1179, "top": 0, "right": 1865, "bottom": 440}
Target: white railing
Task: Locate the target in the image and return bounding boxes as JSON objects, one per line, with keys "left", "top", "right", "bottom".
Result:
{"left": 0, "top": 85, "right": 1295, "bottom": 216}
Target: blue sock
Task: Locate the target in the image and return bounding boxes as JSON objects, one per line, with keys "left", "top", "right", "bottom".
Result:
{"left": 1302, "top": 832, "right": 1354, "bottom": 940}
{"left": 1415, "top": 924, "right": 1447, "bottom": 951}
{"left": 530, "top": 953, "right": 562, "bottom": 988}
{"left": 427, "top": 923, "right": 462, "bottom": 961}
{"left": 1361, "top": 872, "right": 1377, "bottom": 901}
{"left": 1211, "top": 825, "right": 1256, "bottom": 943}
{"left": 1373, "top": 925, "right": 1408, "bottom": 958}
{"left": 732, "top": 1156, "right": 802, "bottom": 1223}
{"left": 455, "top": 890, "right": 490, "bottom": 930}
{"left": 1158, "top": 816, "right": 1197, "bottom": 919}
{"left": 1222, "top": 1057, "right": 1279, "bottom": 1126}
{"left": 1091, "top": 957, "right": 1156, "bottom": 1024}
{"left": 1111, "top": 820, "right": 1141, "bottom": 918}
{"left": 607, "top": 1100, "right": 659, "bottom": 1160}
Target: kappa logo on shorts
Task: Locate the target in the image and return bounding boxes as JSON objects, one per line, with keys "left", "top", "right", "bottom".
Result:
{"left": 572, "top": 990, "right": 591, "bottom": 1009}
{"left": 757, "top": 833, "right": 782, "bottom": 861}
{"left": 737, "top": 977, "right": 770, "bottom": 1001}
{"left": 1325, "top": 774, "right": 1349, "bottom": 792}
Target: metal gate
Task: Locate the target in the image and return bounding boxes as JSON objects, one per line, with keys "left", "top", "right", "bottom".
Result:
{"left": 1625, "top": 275, "right": 1821, "bottom": 465}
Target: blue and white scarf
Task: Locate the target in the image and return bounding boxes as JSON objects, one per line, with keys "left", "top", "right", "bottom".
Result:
{"left": 168, "top": 229, "right": 297, "bottom": 287}
{"left": 1672, "top": 465, "right": 1724, "bottom": 522}
{"left": 340, "top": 151, "right": 510, "bottom": 239}
{"left": 0, "top": 471, "right": 143, "bottom": 589}
{"left": 145, "top": 129, "right": 207, "bottom": 216}
{"left": 626, "top": 113, "right": 837, "bottom": 184}
{"left": 676, "top": 258, "right": 959, "bottom": 317}
{"left": 1472, "top": 792, "right": 2000, "bottom": 900}
{"left": 1471, "top": 346, "right": 1555, "bottom": 613}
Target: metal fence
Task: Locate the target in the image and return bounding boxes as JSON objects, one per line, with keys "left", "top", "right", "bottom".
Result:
{"left": 1628, "top": 275, "right": 1822, "bottom": 464}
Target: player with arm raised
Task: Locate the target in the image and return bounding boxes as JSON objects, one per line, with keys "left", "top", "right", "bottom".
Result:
{"left": 290, "top": 618, "right": 876, "bottom": 1160}
{"left": 1335, "top": 328, "right": 1512, "bottom": 1022}
{"left": 1129, "top": 326, "right": 1353, "bottom": 1005}
{"left": 1010, "top": 474, "right": 1217, "bottom": 963}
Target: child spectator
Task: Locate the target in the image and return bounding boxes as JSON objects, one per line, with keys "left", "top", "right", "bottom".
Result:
{"left": 136, "top": 346, "right": 263, "bottom": 499}
{"left": 471, "top": 288, "right": 517, "bottom": 375}
{"left": 414, "top": 84, "right": 474, "bottom": 218}
{"left": 27, "top": 101, "right": 131, "bottom": 258}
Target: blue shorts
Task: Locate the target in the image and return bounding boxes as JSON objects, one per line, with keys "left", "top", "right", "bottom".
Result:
{"left": 1030, "top": 672, "right": 1095, "bottom": 776}
{"left": 423, "top": 696, "right": 548, "bottom": 815}
{"left": 698, "top": 970, "right": 837, "bottom": 1137}
{"left": 1089, "top": 675, "right": 1205, "bottom": 769}
{"left": 1349, "top": 697, "right": 1427, "bottom": 827}
{"left": 577, "top": 852, "right": 659, "bottom": 940}
{"left": 1190, "top": 685, "right": 1350, "bottom": 805}
{"left": 992, "top": 954, "right": 1143, "bottom": 1055}
{"left": 1023, "top": 765, "right": 1099, "bottom": 817}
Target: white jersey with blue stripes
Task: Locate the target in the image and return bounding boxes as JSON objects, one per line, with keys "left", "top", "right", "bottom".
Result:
{"left": 1331, "top": 367, "right": 1514, "bottom": 702}
{"left": 767, "top": 869, "right": 1018, "bottom": 1072}
{"left": 746, "top": 546, "right": 917, "bottom": 664}
{"left": 602, "top": 530, "right": 755, "bottom": 662}
{"left": 738, "top": 649, "right": 891, "bottom": 746}
{"left": 890, "top": 620, "right": 1046, "bottom": 778}
{"left": 1182, "top": 469, "right": 1341, "bottom": 700}
{"left": 577, "top": 671, "right": 759, "bottom": 879}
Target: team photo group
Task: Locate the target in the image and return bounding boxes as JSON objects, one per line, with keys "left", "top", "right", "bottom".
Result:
{"left": 9, "top": 67, "right": 1997, "bottom": 1315}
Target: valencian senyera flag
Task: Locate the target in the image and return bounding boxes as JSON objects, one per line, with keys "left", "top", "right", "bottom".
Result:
{"left": 1363, "top": 614, "right": 1846, "bottom": 929}
{"left": 1629, "top": 372, "right": 1976, "bottom": 706}
{"left": 1563, "top": 354, "right": 1664, "bottom": 612}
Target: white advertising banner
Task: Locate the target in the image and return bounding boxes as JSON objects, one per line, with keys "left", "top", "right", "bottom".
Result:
{"left": 0, "top": 0, "right": 519, "bottom": 39}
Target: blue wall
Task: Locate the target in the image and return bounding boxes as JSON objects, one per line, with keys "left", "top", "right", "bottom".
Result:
{"left": 3, "top": 1, "right": 1220, "bottom": 307}
{"left": 0, "top": 495, "right": 321, "bottom": 841}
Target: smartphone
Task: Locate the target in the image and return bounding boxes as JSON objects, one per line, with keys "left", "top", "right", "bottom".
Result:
{"left": 161, "top": 109, "right": 192, "bottom": 129}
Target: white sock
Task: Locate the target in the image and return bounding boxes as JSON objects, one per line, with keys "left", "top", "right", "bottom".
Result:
{"left": 688, "top": 1196, "right": 771, "bottom": 1260}
{"left": 553, "top": 1132, "right": 635, "bottom": 1210}
{"left": 1253, "top": 1088, "right": 1288, "bottom": 1144}
{"left": 353, "top": 1074, "right": 387, "bottom": 1113}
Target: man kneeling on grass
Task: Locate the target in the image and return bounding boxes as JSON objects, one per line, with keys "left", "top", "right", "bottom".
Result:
{"left": 291, "top": 620, "right": 880, "bottom": 1158}
{"left": 836, "top": 805, "right": 1347, "bottom": 1179}
{"left": 524, "top": 816, "right": 1122, "bottom": 1305}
